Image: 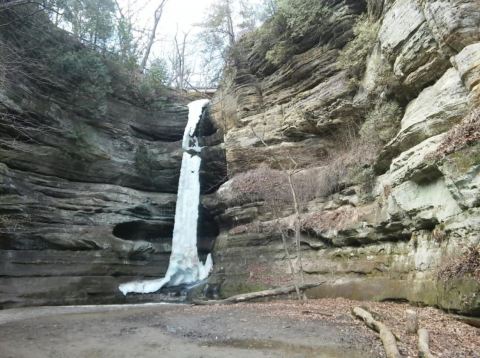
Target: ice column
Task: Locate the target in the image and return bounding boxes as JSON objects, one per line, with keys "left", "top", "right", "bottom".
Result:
{"left": 119, "top": 99, "right": 212, "bottom": 295}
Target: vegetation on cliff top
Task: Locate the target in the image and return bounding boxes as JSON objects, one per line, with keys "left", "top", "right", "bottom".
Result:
{"left": 0, "top": 2, "right": 172, "bottom": 115}
{"left": 240, "top": 0, "right": 336, "bottom": 68}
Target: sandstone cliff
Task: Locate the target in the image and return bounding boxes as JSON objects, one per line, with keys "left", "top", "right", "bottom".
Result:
{"left": 0, "top": 14, "right": 222, "bottom": 306}
{"left": 208, "top": 0, "right": 480, "bottom": 315}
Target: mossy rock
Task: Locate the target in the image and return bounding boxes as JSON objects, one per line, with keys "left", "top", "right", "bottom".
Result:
{"left": 437, "top": 277, "right": 480, "bottom": 316}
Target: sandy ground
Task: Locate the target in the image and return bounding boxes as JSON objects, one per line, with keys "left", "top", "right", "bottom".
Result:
{"left": 0, "top": 299, "right": 478, "bottom": 358}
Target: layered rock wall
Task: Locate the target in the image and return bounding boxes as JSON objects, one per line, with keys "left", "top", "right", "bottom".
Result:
{"left": 208, "top": 0, "right": 480, "bottom": 314}
{"left": 0, "top": 32, "right": 221, "bottom": 306}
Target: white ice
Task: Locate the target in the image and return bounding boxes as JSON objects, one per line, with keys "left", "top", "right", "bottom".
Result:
{"left": 119, "top": 99, "right": 212, "bottom": 295}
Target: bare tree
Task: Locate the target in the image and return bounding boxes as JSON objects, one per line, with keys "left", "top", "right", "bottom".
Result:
{"left": 140, "top": 0, "right": 168, "bottom": 72}
{"left": 230, "top": 107, "right": 324, "bottom": 300}
{"left": 196, "top": 0, "right": 237, "bottom": 87}
{"left": 231, "top": 166, "right": 303, "bottom": 300}
{"left": 224, "top": 0, "right": 235, "bottom": 47}
{"left": 249, "top": 126, "right": 306, "bottom": 286}
{"left": 168, "top": 29, "right": 191, "bottom": 90}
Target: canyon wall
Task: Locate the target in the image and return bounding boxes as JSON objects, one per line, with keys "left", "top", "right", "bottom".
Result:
{"left": 207, "top": 0, "right": 480, "bottom": 315}
{"left": 0, "top": 20, "right": 222, "bottom": 306}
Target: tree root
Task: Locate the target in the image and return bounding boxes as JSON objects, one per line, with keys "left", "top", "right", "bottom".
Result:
{"left": 191, "top": 282, "right": 324, "bottom": 305}
{"left": 352, "top": 307, "right": 401, "bottom": 358}
{"left": 418, "top": 328, "right": 434, "bottom": 358}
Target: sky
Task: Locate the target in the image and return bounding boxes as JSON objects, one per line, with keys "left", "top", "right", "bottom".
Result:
{"left": 117, "top": 0, "right": 218, "bottom": 84}
{"left": 117, "top": 0, "right": 265, "bottom": 86}
{"left": 119, "top": 0, "right": 216, "bottom": 54}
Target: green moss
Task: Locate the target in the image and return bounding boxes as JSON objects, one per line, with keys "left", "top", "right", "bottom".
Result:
{"left": 437, "top": 277, "right": 480, "bottom": 315}
{"left": 67, "top": 125, "right": 109, "bottom": 162}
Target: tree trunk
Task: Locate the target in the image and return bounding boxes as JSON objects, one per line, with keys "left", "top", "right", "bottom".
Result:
{"left": 140, "top": 0, "right": 168, "bottom": 72}
{"left": 418, "top": 328, "right": 434, "bottom": 358}
{"left": 405, "top": 309, "right": 418, "bottom": 334}
{"left": 249, "top": 124, "right": 304, "bottom": 300}
{"left": 193, "top": 282, "right": 323, "bottom": 305}
{"left": 287, "top": 171, "right": 304, "bottom": 285}
{"left": 270, "top": 205, "right": 301, "bottom": 300}
{"left": 352, "top": 307, "right": 401, "bottom": 358}
{"left": 225, "top": 0, "right": 235, "bottom": 46}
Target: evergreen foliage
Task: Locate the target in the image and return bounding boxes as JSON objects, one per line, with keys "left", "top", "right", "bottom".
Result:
{"left": 0, "top": 2, "right": 169, "bottom": 113}
{"left": 53, "top": 49, "right": 112, "bottom": 114}
{"left": 60, "top": 0, "right": 116, "bottom": 48}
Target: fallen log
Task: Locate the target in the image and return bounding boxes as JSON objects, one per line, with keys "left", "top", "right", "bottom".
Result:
{"left": 352, "top": 307, "right": 401, "bottom": 358}
{"left": 450, "top": 314, "right": 480, "bottom": 328}
{"left": 192, "top": 282, "right": 323, "bottom": 305}
{"left": 418, "top": 328, "right": 434, "bottom": 358}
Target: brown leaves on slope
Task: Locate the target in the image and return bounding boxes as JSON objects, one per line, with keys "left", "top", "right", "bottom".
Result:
{"left": 437, "top": 245, "right": 480, "bottom": 283}
{"left": 301, "top": 206, "right": 360, "bottom": 234}
{"left": 435, "top": 108, "right": 480, "bottom": 158}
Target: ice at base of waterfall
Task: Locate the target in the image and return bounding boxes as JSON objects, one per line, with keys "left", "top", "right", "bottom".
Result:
{"left": 119, "top": 254, "right": 213, "bottom": 295}
{"left": 119, "top": 99, "right": 212, "bottom": 296}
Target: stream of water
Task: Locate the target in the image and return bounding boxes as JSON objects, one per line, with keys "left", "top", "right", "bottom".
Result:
{"left": 119, "top": 99, "right": 212, "bottom": 295}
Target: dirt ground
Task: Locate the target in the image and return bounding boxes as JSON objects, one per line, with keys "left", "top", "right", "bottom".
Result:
{"left": 0, "top": 299, "right": 478, "bottom": 358}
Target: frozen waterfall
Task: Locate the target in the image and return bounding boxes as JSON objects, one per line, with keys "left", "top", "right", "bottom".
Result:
{"left": 119, "top": 99, "right": 213, "bottom": 295}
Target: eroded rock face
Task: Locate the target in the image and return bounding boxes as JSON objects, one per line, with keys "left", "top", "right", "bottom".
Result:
{"left": 208, "top": 0, "right": 480, "bottom": 314}
{"left": 376, "top": 68, "right": 470, "bottom": 171}
{"left": 0, "top": 68, "right": 222, "bottom": 306}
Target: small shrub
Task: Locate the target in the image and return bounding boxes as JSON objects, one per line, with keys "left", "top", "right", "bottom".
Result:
{"left": 337, "top": 14, "right": 380, "bottom": 82}
{"left": 231, "top": 132, "right": 379, "bottom": 207}
{"left": 136, "top": 59, "right": 169, "bottom": 102}
{"left": 360, "top": 100, "right": 403, "bottom": 146}
{"left": 0, "top": 213, "right": 31, "bottom": 234}
{"left": 250, "top": 14, "right": 287, "bottom": 50}
{"left": 230, "top": 165, "right": 290, "bottom": 205}
{"left": 432, "top": 224, "right": 447, "bottom": 242}
{"left": 437, "top": 245, "right": 480, "bottom": 283}
{"left": 316, "top": 129, "right": 379, "bottom": 197}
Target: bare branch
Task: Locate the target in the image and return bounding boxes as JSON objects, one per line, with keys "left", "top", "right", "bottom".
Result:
{"left": 140, "top": 0, "right": 168, "bottom": 71}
